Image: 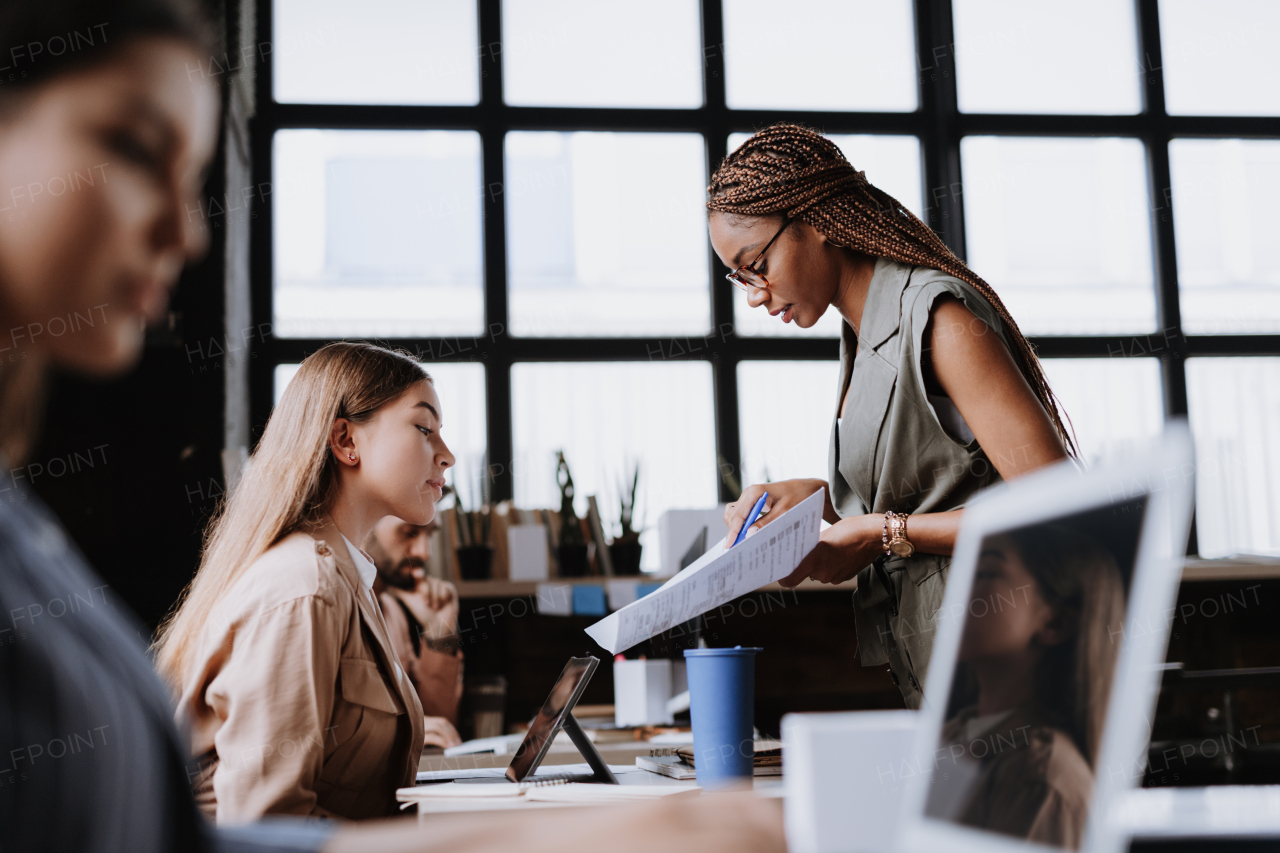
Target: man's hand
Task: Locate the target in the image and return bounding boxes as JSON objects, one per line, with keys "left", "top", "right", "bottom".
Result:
{"left": 423, "top": 715, "right": 462, "bottom": 749}
{"left": 418, "top": 576, "right": 459, "bottom": 641}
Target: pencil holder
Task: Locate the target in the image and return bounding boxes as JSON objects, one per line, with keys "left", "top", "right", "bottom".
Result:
{"left": 456, "top": 545, "right": 493, "bottom": 581}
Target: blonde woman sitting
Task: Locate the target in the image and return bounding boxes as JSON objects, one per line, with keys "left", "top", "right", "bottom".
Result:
{"left": 156, "top": 342, "right": 457, "bottom": 823}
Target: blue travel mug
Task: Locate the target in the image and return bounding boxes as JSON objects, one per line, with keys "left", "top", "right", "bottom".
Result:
{"left": 683, "top": 646, "right": 762, "bottom": 788}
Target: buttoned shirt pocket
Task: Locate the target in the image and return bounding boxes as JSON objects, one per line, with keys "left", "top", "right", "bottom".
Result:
{"left": 339, "top": 657, "right": 404, "bottom": 716}
{"left": 318, "top": 657, "right": 407, "bottom": 810}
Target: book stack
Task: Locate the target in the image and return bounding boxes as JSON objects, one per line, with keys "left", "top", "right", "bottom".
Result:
{"left": 635, "top": 742, "right": 783, "bottom": 780}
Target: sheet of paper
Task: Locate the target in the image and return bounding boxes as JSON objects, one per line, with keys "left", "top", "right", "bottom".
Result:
{"left": 584, "top": 490, "right": 824, "bottom": 654}
{"left": 443, "top": 733, "right": 526, "bottom": 757}
{"left": 653, "top": 535, "right": 728, "bottom": 592}
{"left": 525, "top": 783, "right": 701, "bottom": 803}
{"left": 415, "top": 763, "right": 638, "bottom": 783}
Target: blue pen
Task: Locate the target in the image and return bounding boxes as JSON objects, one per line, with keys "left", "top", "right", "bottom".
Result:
{"left": 732, "top": 492, "right": 769, "bottom": 547}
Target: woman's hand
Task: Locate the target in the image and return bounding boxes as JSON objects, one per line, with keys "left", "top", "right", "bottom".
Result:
{"left": 423, "top": 715, "right": 462, "bottom": 749}
{"left": 779, "top": 514, "right": 882, "bottom": 588}
{"left": 724, "top": 479, "right": 831, "bottom": 547}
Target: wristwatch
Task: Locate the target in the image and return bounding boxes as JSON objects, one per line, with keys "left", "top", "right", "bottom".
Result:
{"left": 882, "top": 511, "right": 915, "bottom": 558}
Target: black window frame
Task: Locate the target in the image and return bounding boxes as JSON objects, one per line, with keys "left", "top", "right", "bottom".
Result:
{"left": 250, "top": 0, "right": 1280, "bottom": 552}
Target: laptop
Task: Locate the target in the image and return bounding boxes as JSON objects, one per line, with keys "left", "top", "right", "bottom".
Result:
{"left": 898, "top": 426, "right": 1196, "bottom": 853}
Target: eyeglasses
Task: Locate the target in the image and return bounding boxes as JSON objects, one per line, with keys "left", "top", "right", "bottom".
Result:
{"left": 725, "top": 218, "right": 791, "bottom": 293}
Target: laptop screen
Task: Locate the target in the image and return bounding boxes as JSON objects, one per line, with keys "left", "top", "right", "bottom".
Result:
{"left": 922, "top": 497, "right": 1147, "bottom": 849}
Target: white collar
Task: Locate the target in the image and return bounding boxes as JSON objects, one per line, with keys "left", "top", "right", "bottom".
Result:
{"left": 961, "top": 708, "right": 1016, "bottom": 744}
{"left": 339, "top": 532, "right": 378, "bottom": 591}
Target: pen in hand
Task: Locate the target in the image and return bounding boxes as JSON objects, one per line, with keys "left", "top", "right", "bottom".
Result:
{"left": 730, "top": 492, "right": 769, "bottom": 548}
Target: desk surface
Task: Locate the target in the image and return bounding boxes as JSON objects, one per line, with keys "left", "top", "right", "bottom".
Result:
{"left": 404, "top": 773, "right": 782, "bottom": 816}
{"left": 409, "top": 742, "right": 782, "bottom": 816}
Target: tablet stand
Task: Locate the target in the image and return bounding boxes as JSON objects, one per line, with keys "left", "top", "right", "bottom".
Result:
{"left": 559, "top": 712, "right": 618, "bottom": 784}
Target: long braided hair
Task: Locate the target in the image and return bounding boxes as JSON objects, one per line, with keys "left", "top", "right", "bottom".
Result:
{"left": 708, "top": 123, "right": 1076, "bottom": 456}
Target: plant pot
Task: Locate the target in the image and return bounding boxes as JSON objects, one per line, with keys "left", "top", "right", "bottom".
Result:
{"left": 609, "top": 540, "right": 643, "bottom": 576}
{"left": 556, "top": 543, "right": 590, "bottom": 578}
{"left": 456, "top": 545, "right": 494, "bottom": 581}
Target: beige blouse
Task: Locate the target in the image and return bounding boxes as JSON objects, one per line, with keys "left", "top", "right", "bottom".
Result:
{"left": 177, "top": 517, "right": 425, "bottom": 823}
{"left": 931, "top": 706, "right": 1093, "bottom": 849}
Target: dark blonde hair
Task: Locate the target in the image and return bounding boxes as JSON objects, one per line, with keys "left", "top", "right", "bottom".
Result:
{"left": 1008, "top": 525, "right": 1126, "bottom": 767}
{"left": 708, "top": 123, "right": 1076, "bottom": 456}
{"left": 155, "top": 342, "right": 430, "bottom": 684}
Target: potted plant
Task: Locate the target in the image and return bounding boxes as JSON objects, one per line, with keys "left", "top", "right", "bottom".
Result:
{"left": 609, "top": 462, "right": 643, "bottom": 575}
{"left": 554, "top": 451, "right": 589, "bottom": 577}
{"left": 453, "top": 472, "right": 493, "bottom": 581}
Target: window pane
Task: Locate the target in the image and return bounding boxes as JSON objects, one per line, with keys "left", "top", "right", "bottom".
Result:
{"left": 727, "top": 133, "right": 923, "bottom": 217}
{"left": 1169, "top": 139, "right": 1280, "bottom": 334}
{"left": 1040, "top": 358, "right": 1164, "bottom": 469}
{"left": 723, "top": 0, "right": 916, "bottom": 111}
{"left": 952, "top": 0, "right": 1140, "bottom": 114}
{"left": 273, "top": 0, "right": 478, "bottom": 105}
{"left": 961, "top": 137, "right": 1156, "bottom": 335}
{"left": 727, "top": 133, "right": 922, "bottom": 339}
{"left": 273, "top": 363, "right": 299, "bottom": 407}
{"left": 274, "top": 361, "right": 488, "bottom": 494}
{"left": 511, "top": 362, "right": 717, "bottom": 570}
{"left": 738, "top": 361, "right": 840, "bottom": 485}
{"left": 1160, "top": 0, "right": 1280, "bottom": 116}
{"left": 274, "top": 130, "right": 483, "bottom": 338}
{"left": 501, "top": 0, "right": 701, "bottom": 108}
{"left": 506, "top": 132, "right": 709, "bottom": 337}
{"left": 1186, "top": 358, "right": 1280, "bottom": 558}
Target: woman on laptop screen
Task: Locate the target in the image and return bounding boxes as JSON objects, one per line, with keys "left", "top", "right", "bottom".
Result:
{"left": 924, "top": 524, "right": 1126, "bottom": 849}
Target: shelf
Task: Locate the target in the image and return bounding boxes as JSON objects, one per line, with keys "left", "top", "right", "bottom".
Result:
{"left": 1182, "top": 556, "right": 1280, "bottom": 582}
{"left": 454, "top": 576, "right": 856, "bottom": 599}
{"left": 453, "top": 557, "right": 1280, "bottom": 599}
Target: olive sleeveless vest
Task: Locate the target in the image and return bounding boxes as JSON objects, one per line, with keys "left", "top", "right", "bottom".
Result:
{"left": 829, "top": 258, "right": 1013, "bottom": 708}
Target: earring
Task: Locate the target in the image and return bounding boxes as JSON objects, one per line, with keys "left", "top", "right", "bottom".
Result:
{"left": 829, "top": 238, "right": 848, "bottom": 249}
{"left": 347, "top": 453, "right": 355, "bottom": 462}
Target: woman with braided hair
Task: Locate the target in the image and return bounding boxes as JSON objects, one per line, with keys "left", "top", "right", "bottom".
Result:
{"left": 717, "top": 124, "right": 1074, "bottom": 708}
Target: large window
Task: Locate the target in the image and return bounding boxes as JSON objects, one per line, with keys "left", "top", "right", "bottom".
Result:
{"left": 254, "top": 0, "right": 1280, "bottom": 559}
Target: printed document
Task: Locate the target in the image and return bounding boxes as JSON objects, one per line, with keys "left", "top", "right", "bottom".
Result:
{"left": 584, "top": 490, "right": 824, "bottom": 654}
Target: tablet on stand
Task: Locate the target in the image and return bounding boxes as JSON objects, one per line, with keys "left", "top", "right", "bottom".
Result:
{"left": 457, "top": 655, "right": 618, "bottom": 785}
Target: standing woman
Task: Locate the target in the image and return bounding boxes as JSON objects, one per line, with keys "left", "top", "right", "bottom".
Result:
{"left": 714, "top": 125, "right": 1073, "bottom": 708}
